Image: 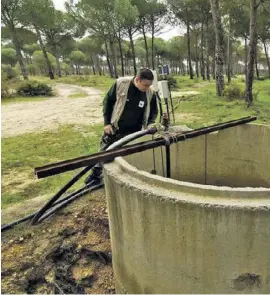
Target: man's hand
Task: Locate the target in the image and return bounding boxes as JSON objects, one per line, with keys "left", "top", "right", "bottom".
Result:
{"left": 104, "top": 124, "right": 113, "bottom": 135}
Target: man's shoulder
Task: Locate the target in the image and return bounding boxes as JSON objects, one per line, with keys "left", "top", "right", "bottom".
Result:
{"left": 116, "top": 76, "right": 134, "bottom": 85}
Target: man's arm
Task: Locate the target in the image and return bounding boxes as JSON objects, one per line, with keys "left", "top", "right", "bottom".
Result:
{"left": 103, "top": 82, "right": 117, "bottom": 133}
{"left": 147, "top": 93, "right": 158, "bottom": 125}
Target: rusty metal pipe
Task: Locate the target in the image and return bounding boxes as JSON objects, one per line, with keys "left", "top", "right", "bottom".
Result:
{"left": 35, "top": 116, "right": 257, "bottom": 179}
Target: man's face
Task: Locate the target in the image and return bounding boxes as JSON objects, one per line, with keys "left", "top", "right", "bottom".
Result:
{"left": 135, "top": 77, "right": 153, "bottom": 92}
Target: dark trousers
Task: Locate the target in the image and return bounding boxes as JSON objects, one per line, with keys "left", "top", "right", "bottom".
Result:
{"left": 92, "top": 132, "right": 128, "bottom": 177}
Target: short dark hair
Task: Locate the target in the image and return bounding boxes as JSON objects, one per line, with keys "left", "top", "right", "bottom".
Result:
{"left": 137, "top": 68, "right": 154, "bottom": 81}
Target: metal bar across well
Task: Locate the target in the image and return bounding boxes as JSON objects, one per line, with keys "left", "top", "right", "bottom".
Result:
{"left": 35, "top": 116, "right": 257, "bottom": 179}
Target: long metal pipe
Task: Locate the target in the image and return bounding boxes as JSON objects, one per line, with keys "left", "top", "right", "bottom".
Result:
{"left": 35, "top": 116, "right": 257, "bottom": 179}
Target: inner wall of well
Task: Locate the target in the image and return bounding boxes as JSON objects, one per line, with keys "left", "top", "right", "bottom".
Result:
{"left": 124, "top": 124, "right": 270, "bottom": 188}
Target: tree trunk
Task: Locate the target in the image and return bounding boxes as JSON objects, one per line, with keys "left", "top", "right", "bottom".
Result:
{"left": 205, "top": 19, "right": 211, "bottom": 81}
{"left": 244, "top": 36, "right": 248, "bottom": 78}
{"left": 55, "top": 56, "right": 62, "bottom": 77}
{"left": 255, "top": 41, "right": 259, "bottom": 79}
{"left": 142, "top": 22, "right": 150, "bottom": 68}
{"left": 245, "top": 0, "right": 258, "bottom": 105}
{"left": 182, "top": 61, "right": 186, "bottom": 75}
{"left": 227, "top": 17, "right": 231, "bottom": 84}
{"left": 128, "top": 27, "right": 137, "bottom": 75}
{"left": 151, "top": 15, "right": 155, "bottom": 70}
{"left": 11, "top": 25, "right": 28, "bottom": 80}
{"left": 212, "top": 59, "right": 216, "bottom": 79}
{"left": 195, "top": 33, "right": 199, "bottom": 78}
{"left": 35, "top": 26, "right": 54, "bottom": 79}
{"left": 186, "top": 18, "right": 194, "bottom": 79}
{"left": 200, "top": 24, "right": 205, "bottom": 80}
{"left": 104, "top": 40, "right": 113, "bottom": 77}
{"left": 210, "top": 0, "right": 225, "bottom": 96}
{"left": 109, "top": 40, "right": 118, "bottom": 78}
{"left": 95, "top": 55, "right": 102, "bottom": 76}
{"left": 117, "top": 34, "right": 125, "bottom": 77}
{"left": 230, "top": 41, "right": 233, "bottom": 77}
{"left": 124, "top": 58, "right": 127, "bottom": 75}
{"left": 263, "top": 40, "right": 270, "bottom": 78}
{"left": 90, "top": 56, "right": 96, "bottom": 75}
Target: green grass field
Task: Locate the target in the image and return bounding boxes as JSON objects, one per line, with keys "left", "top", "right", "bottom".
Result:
{"left": 172, "top": 75, "right": 270, "bottom": 127}
{"left": 67, "top": 91, "right": 89, "bottom": 98}
{"left": 33, "top": 75, "right": 115, "bottom": 91}
{"left": 1, "top": 124, "right": 103, "bottom": 209}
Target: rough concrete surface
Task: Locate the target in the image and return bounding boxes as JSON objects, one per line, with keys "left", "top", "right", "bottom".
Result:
{"left": 104, "top": 123, "right": 270, "bottom": 294}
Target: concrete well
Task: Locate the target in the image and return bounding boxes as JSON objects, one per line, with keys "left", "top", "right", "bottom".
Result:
{"left": 104, "top": 123, "right": 270, "bottom": 294}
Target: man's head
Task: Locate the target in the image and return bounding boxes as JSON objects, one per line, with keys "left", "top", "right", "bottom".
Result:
{"left": 134, "top": 69, "right": 154, "bottom": 92}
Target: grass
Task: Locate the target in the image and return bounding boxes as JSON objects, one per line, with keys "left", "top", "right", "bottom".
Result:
{"left": 174, "top": 75, "right": 209, "bottom": 89}
{"left": 172, "top": 76, "right": 270, "bottom": 128}
{"left": 31, "top": 75, "right": 115, "bottom": 91}
{"left": 68, "top": 91, "right": 89, "bottom": 98}
{"left": 58, "top": 75, "right": 114, "bottom": 91}
{"left": 1, "top": 96, "right": 50, "bottom": 105}
{"left": 1, "top": 124, "right": 103, "bottom": 209}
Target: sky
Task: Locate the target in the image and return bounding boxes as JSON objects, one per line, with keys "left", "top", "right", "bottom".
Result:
{"left": 52, "top": 0, "right": 185, "bottom": 40}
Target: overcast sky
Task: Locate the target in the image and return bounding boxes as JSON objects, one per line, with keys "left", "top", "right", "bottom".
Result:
{"left": 52, "top": 0, "right": 185, "bottom": 40}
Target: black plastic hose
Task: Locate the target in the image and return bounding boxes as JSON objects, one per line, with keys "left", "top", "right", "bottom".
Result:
{"left": 37, "top": 183, "right": 104, "bottom": 223}
{"left": 1, "top": 182, "right": 99, "bottom": 232}
{"left": 31, "top": 165, "right": 94, "bottom": 224}
{"left": 2, "top": 128, "right": 158, "bottom": 231}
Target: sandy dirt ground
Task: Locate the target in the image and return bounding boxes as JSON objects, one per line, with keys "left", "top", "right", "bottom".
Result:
{"left": 1, "top": 84, "right": 104, "bottom": 137}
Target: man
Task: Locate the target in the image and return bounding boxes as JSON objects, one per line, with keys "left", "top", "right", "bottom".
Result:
{"left": 85, "top": 68, "right": 158, "bottom": 185}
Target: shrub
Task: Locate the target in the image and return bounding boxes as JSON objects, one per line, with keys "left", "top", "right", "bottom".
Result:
{"left": 27, "top": 64, "right": 40, "bottom": 76}
{"left": 1, "top": 64, "right": 19, "bottom": 80}
{"left": 223, "top": 83, "right": 244, "bottom": 100}
{"left": 158, "top": 74, "right": 178, "bottom": 89}
{"left": 16, "top": 80, "right": 53, "bottom": 96}
{"left": 82, "top": 67, "right": 91, "bottom": 75}
{"left": 61, "top": 62, "right": 72, "bottom": 75}
{"left": 1, "top": 80, "right": 10, "bottom": 98}
{"left": 1, "top": 69, "right": 11, "bottom": 98}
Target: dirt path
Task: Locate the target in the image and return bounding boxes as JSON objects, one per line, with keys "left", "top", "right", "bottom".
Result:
{"left": 1, "top": 84, "right": 104, "bottom": 137}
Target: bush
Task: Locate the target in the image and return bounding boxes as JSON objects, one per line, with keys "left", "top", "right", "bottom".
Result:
{"left": 158, "top": 75, "right": 178, "bottom": 89}
{"left": 2, "top": 64, "right": 19, "bottom": 80}
{"left": 223, "top": 83, "right": 244, "bottom": 100}
{"left": 16, "top": 80, "right": 53, "bottom": 96}
{"left": 1, "top": 80, "right": 10, "bottom": 98}
{"left": 1, "top": 69, "right": 12, "bottom": 98}
{"left": 27, "top": 64, "right": 40, "bottom": 76}
{"left": 82, "top": 67, "right": 91, "bottom": 75}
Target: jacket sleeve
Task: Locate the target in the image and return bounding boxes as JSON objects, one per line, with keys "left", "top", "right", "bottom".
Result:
{"left": 147, "top": 93, "right": 158, "bottom": 125}
{"left": 103, "top": 82, "right": 117, "bottom": 126}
